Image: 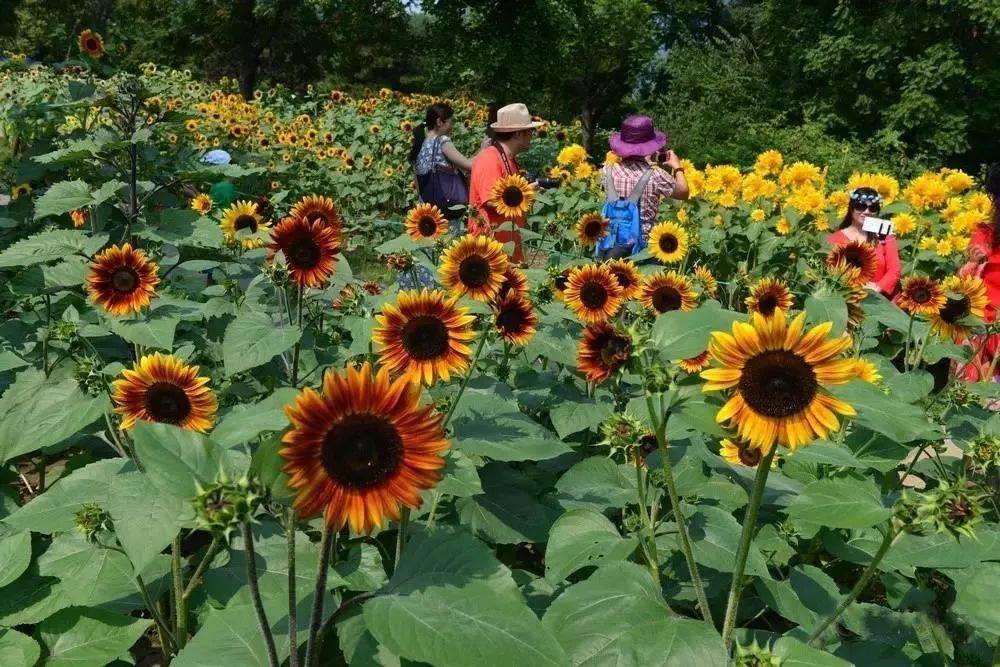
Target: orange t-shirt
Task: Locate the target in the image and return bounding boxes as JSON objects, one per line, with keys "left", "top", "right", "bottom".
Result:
{"left": 469, "top": 145, "right": 524, "bottom": 263}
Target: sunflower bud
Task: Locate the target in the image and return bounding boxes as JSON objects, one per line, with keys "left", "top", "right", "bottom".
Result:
{"left": 73, "top": 356, "right": 105, "bottom": 396}
{"left": 384, "top": 252, "right": 413, "bottom": 272}
{"left": 733, "top": 639, "right": 782, "bottom": 666}
{"left": 51, "top": 319, "right": 78, "bottom": 342}
{"left": 600, "top": 412, "right": 643, "bottom": 455}
{"left": 262, "top": 260, "right": 290, "bottom": 287}
{"left": 643, "top": 363, "right": 673, "bottom": 394}
{"left": 75, "top": 503, "right": 114, "bottom": 544}
{"left": 895, "top": 479, "right": 986, "bottom": 539}
{"left": 193, "top": 474, "right": 264, "bottom": 541}
{"left": 968, "top": 434, "right": 1000, "bottom": 475}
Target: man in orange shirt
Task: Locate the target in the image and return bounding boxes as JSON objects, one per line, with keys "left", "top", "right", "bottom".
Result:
{"left": 468, "top": 103, "right": 542, "bottom": 264}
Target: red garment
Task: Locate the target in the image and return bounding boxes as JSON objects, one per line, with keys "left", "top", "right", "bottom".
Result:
{"left": 826, "top": 230, "right": 901, "bottom": 296}
{"left": 966, "top": 224, "right": 1000, "bottom": 323}
{"left": 469, "top": 145, "right": 524, "bottom": 263}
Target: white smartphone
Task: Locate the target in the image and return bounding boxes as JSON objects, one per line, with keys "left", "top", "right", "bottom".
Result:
{"left": 861, "top": 216, "right": 893, "bottom": 237}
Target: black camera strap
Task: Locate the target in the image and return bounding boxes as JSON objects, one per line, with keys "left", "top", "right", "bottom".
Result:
{"left": 495, "top": 144, "right": 515, "bottom": 176}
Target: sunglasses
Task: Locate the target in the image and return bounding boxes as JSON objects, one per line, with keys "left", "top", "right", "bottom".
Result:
{"left": 852, "top": 202, "right": 881, "bottom": 213}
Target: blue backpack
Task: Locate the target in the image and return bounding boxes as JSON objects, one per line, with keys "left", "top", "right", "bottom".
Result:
{"left": 595, "top": 166, "right": 654, "bottom": 258}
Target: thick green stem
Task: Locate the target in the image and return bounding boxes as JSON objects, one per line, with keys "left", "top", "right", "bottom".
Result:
{"left": 172, "top": 536, "right": 187, "bottom": 649}
{"left": 287, "top": 508, "right": 299, "bottom": 667}
{"left": 807, "top": 526, "right": 898, "bottom": 646}
{"left": 182, "top": 536, "right": 220, "bottom": 599}
{"left": 136, "top": 573, "right": 176, "bottom": 655}
{"left": 634, "top": 454, "right": 660, "bottom": 581}
{"left": 645, "top": 395, "right": 713, "bottom": 624}
{"left": 721, "top": 446, "right": 777, "bottom": 649}
{"left": 395, "top": 507, "right": 411, "bottom": 567}
{"left": 305, "top": 525, "right": 336, "bottom": 667}
{"left": 242, "top": 523, "right": 280, "bottom": 667}
{"left": 902, "top": 312, "right": 916, "bottom": 371}
{"left": 441, "top": 331, "right": 489, "bottom": 429}
{"left": 291, "top": 285, "right": 304, "bottom": 386}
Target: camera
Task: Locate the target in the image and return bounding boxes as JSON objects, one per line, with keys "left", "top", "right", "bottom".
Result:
{"left": 524, "top": 171, "right": 561, "bottom": 190}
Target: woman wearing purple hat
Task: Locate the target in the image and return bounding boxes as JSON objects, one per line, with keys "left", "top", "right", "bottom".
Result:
{"left": 602, "top": 115, "right": 689, "bottom": 251}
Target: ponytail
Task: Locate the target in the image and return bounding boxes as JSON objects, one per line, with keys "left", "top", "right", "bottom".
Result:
{"left": 408, "top": 102, "right": 454, "bottom": 165}
{"left": 408, "top": 124, "right": 426, "bottom": 164}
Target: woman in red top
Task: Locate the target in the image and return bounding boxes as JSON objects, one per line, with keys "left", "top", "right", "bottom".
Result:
{"left": 958, "top": 164, "right": 1000, "bottom": 381}
{"left": 826, "top": 187, "right": 901, "bottom": 296}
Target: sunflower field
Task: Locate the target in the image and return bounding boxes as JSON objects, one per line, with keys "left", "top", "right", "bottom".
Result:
{"left": 1, "top": 40, "right": 999, "bottom": 667}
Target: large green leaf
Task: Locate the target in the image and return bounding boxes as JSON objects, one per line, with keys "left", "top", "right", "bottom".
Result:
{"left": 554, "top": 456, "right": 637, "bottom": 511}
{"left": 452, "top": 411, "right": 570, "bottom": 461}
{"left": 684, "top": 505, "right": 771, "bottom": 578}
{"left": 755, "top": 565, "right": 844, "bottom": 633}
{"left": 829, "top": 381, "right": 934, "bottom": 443}
{"left": 0, "top": 531, "right": 32, "bottom": 589}
{"left": 805, "top": 294, "right": 848, "bottom": 336}
{"left": 456, "top": 464, "right": 562, "bottom": 544}
{"left": 0, "top": 368, "right": 109, "bottom": 463}
{"left": 39, "top": 607, "right": 150, "bottom": 667}
{"left": 4, "top": 458, "right": 129, "bottom": 534}
{"left": 651, "top": 302, "right": 744, "bottom": 360}
{"left": 544, "top": 509, "right": 639, "bottom": 583}
{"left": 549, "top": 396, "right": 613, "bottom": 439}
{"left": 105, "top": 469, "right": 192, "bottom": 572}
{"left": 861, "top": 292, "right": 910, "bottom": 331}
{"left": 212, "top": 387, "right": 299, "bottom": 448}
{"left": 947, "top": 563, "right": 1000, "bottom": 636}
{"left": 785, "top": 475, "right": 892, "bottom": 529}
{"left": 364, "top": 582, "right": 567, "bottom": 667}
{"left": 103, "top": 305, "right": 182, "bottom": 350}
{"left": 772, "top": 637, "right": 851, "bottom": 666}
{"left": 0, "top": 629, "right": 40, "bottom": 667}
{"left": 132, "top": 422, "right": 230, "bottom": 499}
{"left": 33, "top": 179, "right": 93, "bottom": 220}
{"left": 542, "top": 562, "right": 726, "bottom": 666}
{"left": 223, "top": 311, "right": 301, "bottom": 376}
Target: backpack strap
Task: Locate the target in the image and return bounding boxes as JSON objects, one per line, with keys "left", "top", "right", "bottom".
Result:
{"left": 603, "top": 168, "right": 620, "bottom": 201}
{"left": 628, "top": 166, "right": 654, "bottom": 204}
{"left": 428, "top": 136, "right": 443, "bottom": 173}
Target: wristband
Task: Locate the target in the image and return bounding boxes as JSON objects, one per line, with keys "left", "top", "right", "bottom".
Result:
{"left": 673, "top": 168, "right": 685, "bottom": 175}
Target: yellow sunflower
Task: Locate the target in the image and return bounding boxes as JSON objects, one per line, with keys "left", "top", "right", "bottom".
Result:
{"left": 648, "top": 221, "right": 689, "bottom": 264}
{"left": 280, "top": 362, "right": 447, "bottom": 535}
{"left": 897, "top": 276, "right": 946, "bottom": 316}
{"left": 605, "top": 259, "right": 642, "bottom": 300}
{"left": 220, "top": 200, "right": 271, "bottom": 249}
{"left": 639, "top": 271, "right": 697, "bottom": 315}
{"left": 86, "top": 243, "right": 160, "bottom": 316}
{"left": 719, "top": 438, "right": 766, "bottom": 467}
{"left": 745, "top": 278, "right": 794, "bottom": 317}
{"left": 701, "top": 310, "right": 857, "bottom": 450}
{"left": 563, "top": 264, "right": 625, "bottom": 324}
{"left": 493, "top": 294, "right": 538, "bottom": 345}
{"left": 438, "top": 235, "right": 509, "bottom": 302}
{"left": 405, "top": 203, "right": 448, "bottom": 241}
{"left": 373, "top": 289, "right": 476, "bottom": 385}
{"left": 190, "top": 194, "right": 212, "bottom": 215}
{"left": 930, "top": 275, "right": 987, "bottom": 343}
{"left": 112, "top": 353, "right": 217, "bottom": 432}
{"left": 577, "top": 322, "right": 632, "bottom": 383}
{"left": 576, "top": 212, "right": 609, "bottom": 247}
{"left": 853, "top": 358, "right": 881, "bottom": 384}
{"left": 489, "top": 174, "right": 535, "bottom": 218}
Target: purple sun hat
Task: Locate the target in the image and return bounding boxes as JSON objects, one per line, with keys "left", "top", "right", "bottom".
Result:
{"left": 609, "top": 115, "right": 668, "bottom": 158}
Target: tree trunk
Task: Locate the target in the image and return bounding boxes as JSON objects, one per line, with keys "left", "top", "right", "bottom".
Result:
{"left": 580, "top": 104, "right": 595, "bottom": 153}
{"left": 235, "top": 0, "right": 259, "bottom": 100}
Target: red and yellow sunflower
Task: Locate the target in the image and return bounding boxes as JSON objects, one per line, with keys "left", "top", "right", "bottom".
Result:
{"left": 490, "top": 174, "right": 535, "bottom": 218}
{"left": 268, "top": 217, "right": 340, "bottom": 287}
{"left": 86, "top": 243, "right": 160, "bottom": 315}
{"left": 575, "top": 212, "right": 609, "bottom": 247}
{"left": 577, "top": 322, "right": 633, "bottom": 383}
{"left": 745, "top": 278, "right": 794, "bottom": 317}
{"left": 405, "top": 203, "right": 448, "bottom": 241}
{"left": 826, "top": 241, "right": 879, "bottom": 287}
{"left": 438, "top": 235, "right": 509, "bottom": 301}
{"left": 897, "top": 276, "right": 946, "bottom": 316}
{"left": 112, "top": 353, "right": 217, "bottom": 432}
{"left": 930, "top": 275, "right": 987, "bottom": 342}
{"left": 78, "top": 30, "right": 105, "bottom": 58}
{"left": 496, "top": 266, "right": 529, "bottom": 301}
{"left": 289, "top": 194, "right": 342, "bottom": 235}
{"left": 493, "top": 294, "right": 537, "bottom": 345}
{"left": 639, "top": 271, "right": 697, "bottom": 315}
{"left": 563, "top": 264, "right": 625, "bottom": 324}
{"left": 605, "top": 259, "right": 642, "bottom": 300}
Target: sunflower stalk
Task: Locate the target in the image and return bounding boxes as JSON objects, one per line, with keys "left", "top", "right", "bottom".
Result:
{"left": 633, "top": 451, "right": 660, "bottom": 581}
{"left": 182, "top": 536, "right": 220, "bottom": 599}
{"left": 287, "top": 507, "right": 299, "bottom": 667}
{"left": 291, "top": 285, "right": 304, "bottom": 386}
{"left": 806, "top": 524, "right": 899, "bottom": 646}
{"left": 721, "top": 445, "right": 777, "bottom": 649}
{"left": 171, "top": 535, "right": 187, "bottom": 649}
{"left": 135, "top": 572, "right": 177, "bottom": 655}
{"left": 395, "top": 507, "right": 410, "bottom": 568}
{"left": 645, "top": 395, "right": 713, "bottom": 624}
{"left": 242, "top": 523, "right": 280, "bottom": 667}
{"left": 305, "top": 524, "right": 336, "bottom": 667}
{"left": 441, "top": 330, "right": 490, "bottom": 430}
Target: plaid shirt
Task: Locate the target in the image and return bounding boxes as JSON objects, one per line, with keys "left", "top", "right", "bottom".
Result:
{"left": 603, "top": 160, "right": 676, "bottom": 241}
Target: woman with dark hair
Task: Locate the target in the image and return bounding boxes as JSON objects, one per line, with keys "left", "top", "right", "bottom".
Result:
{"left": 410, "top": 103, "right": 474, "bottom": 219}
{"left": 826, "top": 187, "right": 901, "bottom": 295}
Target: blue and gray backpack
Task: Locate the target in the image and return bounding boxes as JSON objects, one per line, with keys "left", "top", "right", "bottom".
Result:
{"left": 595, "top": 166, "right": 654, "bottom": 258}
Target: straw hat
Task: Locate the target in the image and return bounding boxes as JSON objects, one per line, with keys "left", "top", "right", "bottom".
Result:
{"left": 490, "top": 103, "right": 544, "bottom": 131}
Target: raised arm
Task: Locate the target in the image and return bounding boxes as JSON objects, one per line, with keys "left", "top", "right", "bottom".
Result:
{"left": 441, "top": 140, "right": 474, "bottom": 172}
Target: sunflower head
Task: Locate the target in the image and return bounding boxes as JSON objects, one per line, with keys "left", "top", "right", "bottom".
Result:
{"left": 70, "top": 209, "right": 88, "bottom": 228}
{"left": 745, "top": 278, "right": 794, "bottom": 317}
{"left": 898, "top": 276, "right": 946, "bottom": 316}
{"left": 648, "top": 221, "right": 690, "bottom": 264}
{"left": 575, "top": 212, "right": 609, "bottom": 247}
{"left": 191, "top": 194, "right": 213, "bottom": 215}
{"left": 289, "top": 194, "right": 342, "bottom": 235}
{"left": 693, "top": 265, "right": 718, "bottom": 298}
{"left": 373, "top": 289, "right": 477, "bottom": 385}
{"left": 493, "top": 294, "right": 538, "bottom": 346}
{"left": 438, "top": 235, "right": 509, "bottom": 301}
{"left": 677, "top": 350, "right": 711, "bottom": 374}
{"left": 564, "top": 264, "right": 625, "bottom": 324}
{"left": 220, "top": 200, "right": 271, "bottom": 249}
{"left": 405, "top": 203, "right": 448, "bottom": 241}
{"left": 578, "top": 322, "right": 633, "bottom": 383}
{"left": 112, "top": 353, "right": 217, "bottom": 432}
{"left": 87, "top": 243, "right": 160, "bottom": 316}
{"left": 268, "top": 216, "right": 340, "bottom": 288}
{"left": 930, "top": 275, "right": 987, "bottom": 343}
{"left": 281, "top": 362, "right": 448, "bottom": 535}
{"left": 605, "top": 259, "right": 642, "bottom": 300}
{"left": 639, "top": 271, "right": 697, "bottom": 315}
{"left": 78, "top": 29, "right": 105, "bottom": 58}
{"left": 551, "top": 267, "right": 574, "bottom": 301}
{"left": 490, "top": 174, "right": 535, "bottom": 218}
{"left": 701, "top": 310, "right": 857, "bottom": 450}
{"left": 496, "top": 266, "right": 529, "bottom": 302}
{"left": 827, "top": 240, "right": 879, "bottom": 287}
{"left": 720, "top": 438, "right": 767, "bottom": 467}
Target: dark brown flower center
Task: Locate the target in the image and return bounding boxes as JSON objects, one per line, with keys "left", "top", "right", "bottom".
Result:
{"left": 651, "top": 286, "right": 682, "bottom": 313}
{"left": 144, "top": 382, "right": 192, "bottom": 424}
{"left": 86, "top": 38, "right": 99, "bottom": 50}
{"left": 418, "top": 216, "right": 438, "bottom": 236}
{"left": 288, "top": 237, "right": 321, "bottom": 269}
{"left": 611, "top": 269, "right": 634, "bottom": 290}
{"left": 501, "top": 186, "right": 524, "bottom": 208}
{"left": 659, "top": 234, "right": 678, "bottom": 254}
{"left": 584, "top": 220, "right": 602, "bottom": 239}
{"left": 940, "top": 296, "right": 969, "bottom": 324}
{"left": 321, "top": 414, "right": 402, "bottom": 489}
{"left": 739, "top": 350, "right": 817, "bottom": 418}
{"left": 842, "top": 247, "right": 866, "bottom": 268}
{"left": 401, "top": 315, "right": 450, "bottom": 360}
{"left": 458, "top": 256, "right": 490, "bottom": 289}
{"left": 581, "top": 282, "right": 609, "bottom": 310}
{"left": 738, "top": 445, "right": 762, "bottom": 466}
{"left": 554, "top": 272, "right": 571, "bottom": 292}
{"left": 910, "top": 286, "right": 931, "bottom": 304}
{"left": 111, "top": 267, "right": 139, "bottom": 293}
{"left": 234, "top": 215, "right": 258, "bottom": 233}
{"left": 496, "top": 304, "right": 526, "bottom": 334}
{"left": 757, "top": 292, "right": 779, "bottom": 316}
{"left": 599, "top": 333, "right": 631, "bottom": 367}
